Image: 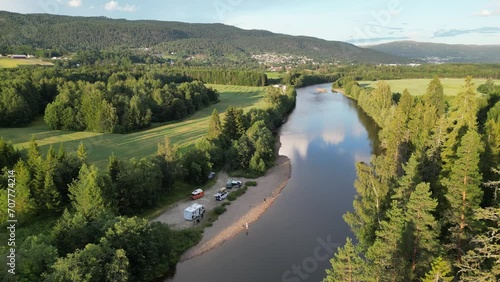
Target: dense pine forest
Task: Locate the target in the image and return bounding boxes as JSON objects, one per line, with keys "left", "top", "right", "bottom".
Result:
{"left": 324, "top": 77, "right": 500, "bottom": 281}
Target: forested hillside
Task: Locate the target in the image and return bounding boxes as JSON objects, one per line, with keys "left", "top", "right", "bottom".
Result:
{"left": 324, "top": 78, "right": 500, "bottom": 281}
{"left": 0, "top": 11, "right": 405, "bottom": 64}
{"left": 367, "top": 41, "right": 500, "bottom": 63}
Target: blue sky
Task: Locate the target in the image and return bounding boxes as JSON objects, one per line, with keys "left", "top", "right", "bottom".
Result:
{"left": 1, "top": 0, "right": 500, "bottom": 45}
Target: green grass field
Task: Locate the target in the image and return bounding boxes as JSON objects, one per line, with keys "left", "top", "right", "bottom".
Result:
{"left": 0, "top": 85, "right": 267, "bottom": 168}
{"left": 0, "top": 57, "right": 54, "bottom": 68}
{"left": 265, "top": 72, "right": 283, "bottom": 79}
{"left": 359, "top": 78, "right": 500, "bottom": 96}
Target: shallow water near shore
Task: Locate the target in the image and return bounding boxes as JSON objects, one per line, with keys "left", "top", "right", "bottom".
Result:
{"left": 168, "top": 83, "right": 380, "bottom": 282}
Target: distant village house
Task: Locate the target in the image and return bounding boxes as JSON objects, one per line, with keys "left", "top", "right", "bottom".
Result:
{"left": 11, "top": 55, "right": 27, "bottom": 59}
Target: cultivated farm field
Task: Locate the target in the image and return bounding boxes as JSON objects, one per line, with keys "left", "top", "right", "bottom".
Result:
{"left": 0, "top": 85, "right": 267, "bottom": 168}
{"left": 0, "top": 57, "right": 54, "bottom": 68}
{"left": 359, "top": 78, "right": 500, "bottom": 96}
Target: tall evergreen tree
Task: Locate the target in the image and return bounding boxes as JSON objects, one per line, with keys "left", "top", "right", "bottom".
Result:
{"left": 393, "top": 152, "right": 422, "bottom": 204}
{"left": 222, "top": 106, "right": 245, "bottom": 141}
{"left": 458, "top": 171, "right": 500, "bottom": 281}
{"left": 68, "top": 164, "right": 110, "bottom": 220}
{"left": 441, "top": 77, "right": 478, "bottom": 174}
{"left": 405, "top": 182, "right": 440, "bottom": 278}
{"left": 43, "top": 166, "right": 62, "bottom": 212}
{"left": 207, "top": 108, "right": 222, "bottom": 140}
{"left": 13, "top": 160, "right": 35, "bottom": 218}
{"left": 344, "top": 161, "right": 388, "bottom": 248}
{"left": 379, "top": 90, "right": 413, "bottom": 178}
{"left": 77, "top": 142, "right": 88, "bottom": 164}
{"left": 157, "top": 136, "right": 179, "bottom": 181}
{"left": 0, "top": 137, "right": 20, "bottom": 169}
{"left": 31, "top": 156, "right": 45, "bottom": 213}
{"left": 423, "top": 77, "right": 445, "bottom": 117}
{"left": 442, "top": 129, "right": 483, "bottom": 262}
{"left": 27, "top": 136, "right": 41, "bottom": 172}
{"left": 422, "top": 257, "right": 453, "bottom": 282}
{"left": 458, "top": 207, "right": 500, "bottom": 281}
{"left": 366, "top": 202, "right": 407, "bottom": 281}
{"left": 323, "top": 238, "right": 366, "bottom": 282}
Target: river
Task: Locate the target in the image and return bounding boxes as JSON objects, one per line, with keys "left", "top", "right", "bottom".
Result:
{"left": 169, "top": 83, "right": 379, "bottom": 282}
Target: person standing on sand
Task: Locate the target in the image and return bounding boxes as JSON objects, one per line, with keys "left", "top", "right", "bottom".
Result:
{"left": 245, "top": 221, "right": 249, "bottom": 235}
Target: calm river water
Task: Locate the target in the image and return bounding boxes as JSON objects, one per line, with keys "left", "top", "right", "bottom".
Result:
{"left": 169, "top": 83, "right": 379, "bottom": 282}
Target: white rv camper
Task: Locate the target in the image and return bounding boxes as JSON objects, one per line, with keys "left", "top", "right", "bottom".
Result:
{"left": 183, "top": 203, "right": 205, "bottom": 221}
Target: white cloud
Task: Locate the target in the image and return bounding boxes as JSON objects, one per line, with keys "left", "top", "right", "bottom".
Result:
{"left": 479, "top": 9, "right": 492, "bottom": 16}
{"left": 67, "top": 0, "right": 82, "bottom": 8}
{"left": 105, "top": 1, "right": 136, "bottom": 12}
{"left": 476, "top": 1, "right": 500, "bottom": 16}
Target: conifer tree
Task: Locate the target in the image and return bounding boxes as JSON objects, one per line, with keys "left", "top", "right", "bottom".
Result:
{"left": 441, "top": 77, "right": 478, "bottom": 174}
{"left": 27, "top": 136, "right": 41, "bottom": 172}
{"left": 57, "top": 143, "right": 66, "bottom": 161}
{"left": 344, "top": 161, "right": 388, "bottom": 247}
{"left": 43, "top": 166, "right": 61, "bottom": 212}
{"left": 68, "top": 164, "right": 109, "bottom": 220}
{"left": 366, "top": 202, "right": 407, "bottom": 281}
{"left": 405, "top": 182, "right": 439, "bottom": 278}
{"left": 222, "top": 106, "right": 245, "bottom": 141}
{"left": 13, "top": 160, "right": 35, "bottom": 218}
{"left": 323, "top": 238, "right": 366, "bottom": 282}
{"left": 423, "top": 77, "right": 445, "bottom": 117}
{"left": 458, "top": 171, "right": 500, "bottom": 281}
{"left": 207, "top": 108, "right": 222, "bottom": 140}
{"left": 442, "top": 129, "right": 483, "bottom": 262}
{"left": 422, "top": 257, "right": 453, "bottom": 282}
{"left": 76, "top": 142, "right": 88, "bottom": 164}
{"left": 393, "top": 152, "right": 422, "bottom": 204}
{"left": 31, "top": 156, "right": 45, "bottom": 213}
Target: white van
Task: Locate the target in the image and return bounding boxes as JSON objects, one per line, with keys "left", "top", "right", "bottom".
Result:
{"left": 214, "top": 188, "right": 229, "bottom": 201}
{"left": 184, "top": 203, "right": 206, "bottom": 221}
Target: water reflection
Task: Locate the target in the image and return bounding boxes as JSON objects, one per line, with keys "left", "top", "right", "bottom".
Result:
{"left": 169, "top": 83, "right": 380, "bottom": 282}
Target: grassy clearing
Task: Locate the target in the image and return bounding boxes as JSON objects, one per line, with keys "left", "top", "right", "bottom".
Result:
{"left": 0, "top": 57, "right": 54, "bottom": 68}
{"left": 265, "top": 72, "right": 283, "bottom": 79}
{"left": 359, "top": 78, "right": 500, "bottom": 96}
{"left": 0, "top": 84, "right": 267, "bottom": 168}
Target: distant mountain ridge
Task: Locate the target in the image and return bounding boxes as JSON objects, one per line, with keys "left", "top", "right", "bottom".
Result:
{"left": 366, "top": 41, "right": 500, "bottom": 63}
{"left": 0, "top": 11, "right": 406, "bottom": 64}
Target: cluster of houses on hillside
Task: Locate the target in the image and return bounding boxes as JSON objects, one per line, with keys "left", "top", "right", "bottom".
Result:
{"left": 251, "top": 53, "right": 319, "bottom": 72}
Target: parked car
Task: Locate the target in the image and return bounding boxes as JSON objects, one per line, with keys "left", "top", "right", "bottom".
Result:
{"left": 208, "top": 171, "right": 216, "bottom": 179}
{"left": 190, "top": 189, "right": 204, "bottom": 200}
{"left": 226, "top": 179, "right": 242, "bottom": 188}
{"left": 214, "top": 188, "right": 229, "bottom": 201}
{"left": 184, "top": 203, "right": 205, "bottom": 221}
